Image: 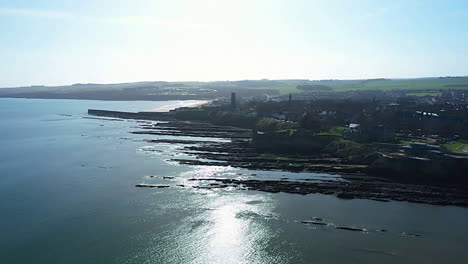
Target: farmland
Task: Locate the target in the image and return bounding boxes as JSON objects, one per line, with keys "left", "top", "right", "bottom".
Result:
{"left": 0, "top": 77, "right": 467, "bottom": 101}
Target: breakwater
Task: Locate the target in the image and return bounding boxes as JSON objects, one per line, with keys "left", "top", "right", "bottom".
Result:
{"left": 88, "top": 109, "right": 172, "bottom": 120}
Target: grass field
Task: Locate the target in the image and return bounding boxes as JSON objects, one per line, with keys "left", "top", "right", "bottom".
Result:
{"left": 276, "top": 129, "right": 298, "bottom": 136}
{"left": 241, "top": 77, "right": 468, "bottom": 95}
{"left": 2, "top": 77, "right": 467, "bottom": 98}
{"left": 162, "top": 77, "right": 468, "bottom": 95}
{"left": 443, "top": 140, "right": 468, "bottom": 154}
{"left": 315, "top": 126, "right": 347, "bottom": 136}
{"left": 303, "top": 77, "right": 468, "bottom": 92}
{"left": 250, "top": 86, "right": 303, "bottom": 95}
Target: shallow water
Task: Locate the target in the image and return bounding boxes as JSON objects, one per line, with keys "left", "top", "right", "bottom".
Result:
{"left": 1, "top": 98, "right": 467, "bottom": 263}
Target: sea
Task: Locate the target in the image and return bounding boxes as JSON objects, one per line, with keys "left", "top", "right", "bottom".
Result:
{"left": 1, "top": 98, "right": 467, "bottom": 264}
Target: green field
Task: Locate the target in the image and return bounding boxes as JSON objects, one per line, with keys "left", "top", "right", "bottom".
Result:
{"left": 315, "top": 126, "right": 346, "bottom": 136}
{"left": 443, "top": 140, "right": 468, "bottom": 154}
{"left": 276, "top": 128, "right": 298, "bottom": 136}
{"left": 2, "top": 77, "right": 468, "bottom": 99}
{"left": 226, "top": 77, "right": 468, "bottom": 94}
{"left": 300, "top": 77, "right": 468, "bottom": 92}
{"left": 250, "top": 86, "right": 303, "bottom": 95}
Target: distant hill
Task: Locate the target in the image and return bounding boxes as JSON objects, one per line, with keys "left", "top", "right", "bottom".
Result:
{"left": 0, "top": 77, "right": 467, "bottom": 101}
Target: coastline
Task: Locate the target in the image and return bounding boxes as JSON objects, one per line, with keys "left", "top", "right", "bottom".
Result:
{"left": 87, "top": 108, "right": 468, "bottom": 207}
{"left": 144, "top": 100, "right": 211, "bottom": 112}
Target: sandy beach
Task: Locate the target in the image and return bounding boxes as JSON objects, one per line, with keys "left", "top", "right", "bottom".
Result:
{"left": 144, "top": 100, "right": 211, "bottom": 112}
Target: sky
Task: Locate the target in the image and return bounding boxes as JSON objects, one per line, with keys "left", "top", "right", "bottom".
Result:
{"left": 0, "top": 0, "right": 467, "bottom": 87}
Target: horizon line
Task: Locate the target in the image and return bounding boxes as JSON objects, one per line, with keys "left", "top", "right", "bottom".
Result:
{"left": 1, "top": 75, "right": 467, "bottom": 89}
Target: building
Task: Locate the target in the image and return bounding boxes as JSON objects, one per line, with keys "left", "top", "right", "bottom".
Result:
{"left": 231, "top": 92, "right": 237, "bottom": 109}
{"left": 344, "top": 124, "right": 395, "bottom": 142}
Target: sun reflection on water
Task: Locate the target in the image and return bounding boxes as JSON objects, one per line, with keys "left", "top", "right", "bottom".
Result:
{"left": 205, "top": 203, "right": 249, "bottom": 263}
{"left": 183, "top": 165, "right": 237, "bottom": 179}
{"left": 133, "top": 165, "right": 294, "bottom": 264}
{"left": 184, "top": 194, "right": 282, "bottom": 264}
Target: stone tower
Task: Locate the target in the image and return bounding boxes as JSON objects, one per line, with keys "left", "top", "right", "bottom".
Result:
{"left": 231, "top": 92, "right": 236, "bottom": 109}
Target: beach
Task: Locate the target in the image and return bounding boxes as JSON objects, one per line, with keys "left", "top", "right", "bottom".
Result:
{"left": 144, "top": 100, "right": 211, "bottom": 112}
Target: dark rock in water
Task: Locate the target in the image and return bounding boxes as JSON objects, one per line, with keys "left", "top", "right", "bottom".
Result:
{"left": 135, "top": 184, "right": 169, "bottom": 188}
{"left": 351, "top": 248, "right": 398, "bottom": 256}
{"left": 402, "top": 232, "right": 421, "bottom": 237}
{"left": 336, "top": 226, "right": 365, "bottom": 232}
{"left": 192, "top": 186, "right": 214, "bottom": 190}
{"left": 163, "top": 176, "right": 174, "bottom": 179}
{"left": 135, "top": 184, "right": 154, "bottom": 188}
{"left": 177, "top": 184, "right": 185, "bottom": 187}
{"left": 302, "top": 220, "right": 327, "bottom": 225}
{"left": 149, "top": 175, "right": 155, "bottom": 178}
{"left": 185, "top": 177, "right": 468, "bottom": 207}
{"left": 312, "top": 217, "right": 323, "bottom": 221}
{"left": 280, "top": 177, "right": 289, "bottom": 180}
{"left": 370, "top": 198, "right": 389, "bottom": 202}
{"left": 337, "top": 192, "right": 355, "bottom": 199}
{"left": 379, "top": 229, "right": 388, "bottom": 232}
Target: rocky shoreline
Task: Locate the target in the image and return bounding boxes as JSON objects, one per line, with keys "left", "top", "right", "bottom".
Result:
{"left": 135, "top": 121, "right": 369, "bottom": 175}
{"left": 184, "top": 178, "right": 468, "bottom": 207}
{"left": 87, "top": 110, "right": 468, "bottom": 207}
{"left": 134, "top": 121, "right": 468, "bottom": 207}
{"left": 132, "top": 121, "right": 252, "bottom": 139}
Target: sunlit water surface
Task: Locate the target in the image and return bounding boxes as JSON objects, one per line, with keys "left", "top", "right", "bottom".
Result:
{"left": 1, "top": 98, "right": 467, "bottom": 263}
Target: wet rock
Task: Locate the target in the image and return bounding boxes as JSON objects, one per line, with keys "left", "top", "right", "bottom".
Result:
{"left": 135, "top": 184, "right": 169, "bottom": 188}
{"left": 146, "top": 139, "right": 217, "bottom": 144}
{"left": 370, "top": 198, "right": 390, "bottom": 202}
{"left": 192, "top": 186, "right": 214, "bottom": 190}
{"left": 185, "top": 178, "right": 468, "bottom": 207}
{"left": 337, "top": 192, "right": 355, "bottom": 199}
{"left": 402, "top": 232, "right": 421, "bottom": 237}
{"left": 336, "top": 226, "right": 366, "bottom": 232}
{"left": 302, "top": 220, "right": 327, "bottom": 225}
{"left": 163, "top": 176, "right": 174, "bottom": 179}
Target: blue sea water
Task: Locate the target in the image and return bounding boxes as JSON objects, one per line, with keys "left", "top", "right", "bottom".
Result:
{"left": 1, "top": 98, "right": 468, "bottom": 264}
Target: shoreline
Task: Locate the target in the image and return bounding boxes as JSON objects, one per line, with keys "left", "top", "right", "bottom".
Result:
{"left": 87, "top": 109, "right": 468, "bottom": 207}
{"left": 144, "top": 100, "right": 211, "bottom": 112}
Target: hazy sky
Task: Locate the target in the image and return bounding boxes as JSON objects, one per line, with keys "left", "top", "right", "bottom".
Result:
{"left": 1, "top": 0, "right": 467, "bottom": 87}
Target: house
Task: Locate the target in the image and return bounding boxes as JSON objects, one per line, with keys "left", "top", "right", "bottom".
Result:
{"left": 344, "top": 124, "right": 395, "bottom": 142}
{"left": 343, "top": 123, "right": 362, "bottom": 140}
